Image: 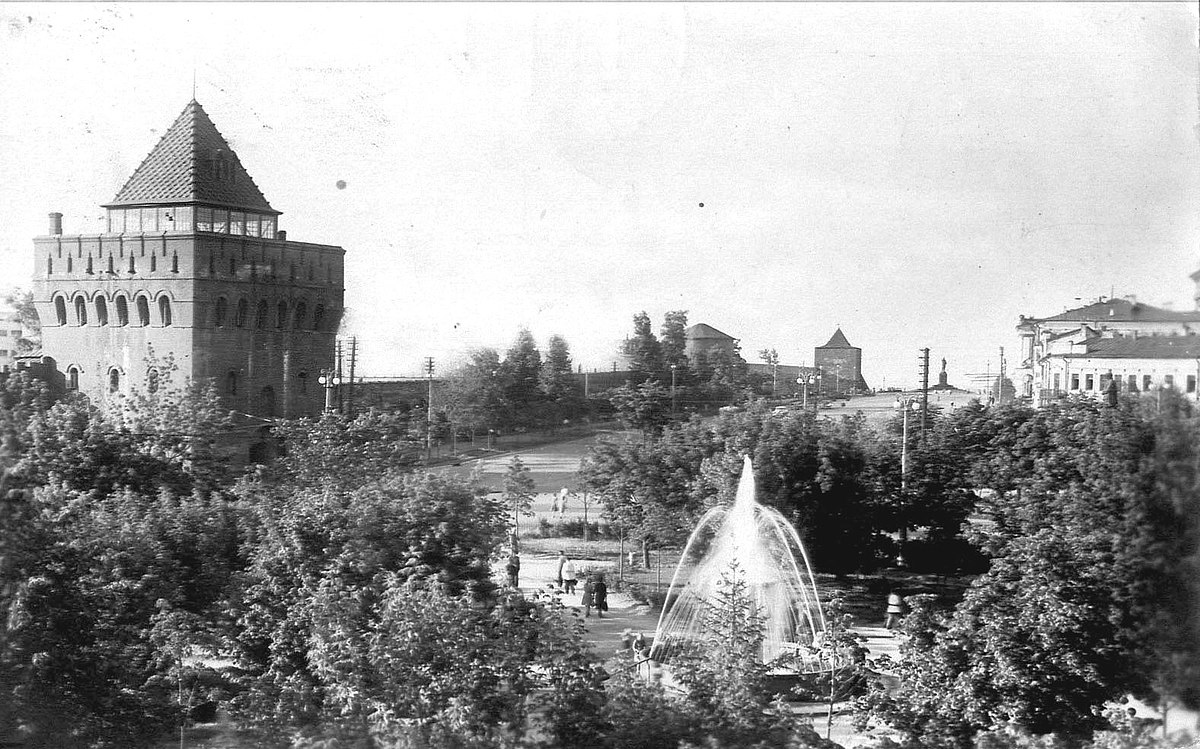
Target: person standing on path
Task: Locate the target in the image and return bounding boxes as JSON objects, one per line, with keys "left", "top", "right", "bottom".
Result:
{"left": 593, "top": 574, "right": 609, "bottom": 619}
{"left": 562, "top": 557, "right": 577, "bottom": 594}
{"left": 581, "top": 576, "right": 595, "bottom": 617}
{"left": 885, "top": 588, "right": 904, "bottom": 630}
{"left": 506, "top": 552, "right": 521, "bottom": 589}
{"left": 556, "top": 551, "right": 567, "bottom": 587}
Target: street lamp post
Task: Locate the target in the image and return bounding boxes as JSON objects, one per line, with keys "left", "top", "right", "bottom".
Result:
{"left": 317, "top": 370, "right": 341, "bottom": 413}
{"left": 894, "top": 396, "right": 921, "bottom": 567}
{"left": 798, "top": 372, "right": 822, "bottom": 411}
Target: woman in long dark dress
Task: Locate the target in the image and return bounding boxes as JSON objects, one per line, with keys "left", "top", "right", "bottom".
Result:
{"left": 581, "top": 577, "right": 595, "bottom": 617}
{"left": 593, "top": 574, "right": 608, "bottom": 619}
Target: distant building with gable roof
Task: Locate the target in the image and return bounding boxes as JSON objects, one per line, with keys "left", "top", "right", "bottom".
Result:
{"left": 1016, "top": 296, "right": 1200, "bottom": 406}
{"left": 814, "top": 328, "right": 869, "bottom": 395}
{"left": 684, "top": 323, "right": 739, "bottom": 361}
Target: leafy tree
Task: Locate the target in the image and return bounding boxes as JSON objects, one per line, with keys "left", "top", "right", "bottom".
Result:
{"left": 607, "top": 379, "right": 672, "bottom": 437}
{"left": 503, "top": 455, "right": 537, "bottom": 539}
{"left": 1, "top": 482, "right": 246, "bottom": 747}
{"left": 266, "top": 410, "right": 421, "bottom": 489}
{"left": 540, "top": 333, "right": 576, "bottom": 402}
{"left": 858, "top": 396, "right": 1200, "bottom": 746}
{"left": 500, "top": 328, "right": 543, "bottom": 425}
{"left": 758, "top": 348, "right": 780, "bottom": 395}
{"left": 9, "top": 355, "right": 235, "bottom": 498}
{"left": 445, "top": 347, "right": 509, "bottom": 436}
{"left": 661, "top": 310, "right": 690, "bottom": 371}
{"left": 622, "top": 311, "right": 665, "bottom": 383}
{"left": 692, "top": 345, "right": 752, "bottom": 407}
{"left": 3, "top": 288, "right": 41, "bottom": 353}
{"left": 230, "top": 471, "right": 510, "bottom": 732}
{"left": 672, "top": 566, "right": 832, "bottom": 748}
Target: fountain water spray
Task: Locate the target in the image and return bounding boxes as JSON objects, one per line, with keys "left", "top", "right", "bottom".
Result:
{"left": 651, "top": 455, "right": 827, "bottom": 670}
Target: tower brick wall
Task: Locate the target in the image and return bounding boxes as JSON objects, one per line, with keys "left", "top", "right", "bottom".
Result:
{"left": 31, "top": 100, "right": 346, "bottom": 425}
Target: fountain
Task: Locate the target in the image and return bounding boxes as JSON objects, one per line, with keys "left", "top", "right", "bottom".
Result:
{"left": 650, "top": 455, "right": 829, "bottom": 673}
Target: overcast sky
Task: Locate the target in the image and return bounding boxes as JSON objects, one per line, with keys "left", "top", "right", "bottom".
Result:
{"left": 1, "top": 3, "right": 1197, "bottom": 390}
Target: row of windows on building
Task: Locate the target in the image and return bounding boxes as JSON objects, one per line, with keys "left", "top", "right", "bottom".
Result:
{"left": 105, "top": 206, "right": 279, "bottom": 238}
{"left": 55, "top": 293, "right": 171, "bottom": 327}
{"left": 210, "top": 296, "right": 328, "bottom": 331}
{"left": 71, "top": 365, "right": 291, "bottom": 419}
{"left": 52, "top": 293, "right": 331, "bottom": 331}
{"left": 1050, "top": 371, "right": 1198, "bottom": 394}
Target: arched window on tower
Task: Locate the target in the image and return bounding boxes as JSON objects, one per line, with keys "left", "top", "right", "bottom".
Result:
{"left": 276, "top": 301, "right": 288, "bottom": 329}
{"left": 67, "top": 366, "right": 79, "bottom": 391}
{"left": 95, "top": 295, "right": 108, "bottom": 326}
{"left": 74, "top": 296, "right": 88, "bottom": 326}
{"left": 158, "top": 296, "right": 172, "bottom": 327}
{"left": 147, "top": 367, "right": 160, "bottom": 394}
{"left": 150, "top": 255, "right": 157, "bottom": 272}
{"left": 128, "top": 255, "right": 136, "bottom": 273}
{"left": 108, "top": 368, "right": 120, "bottom": 393}
{"left": 229, "top": 257, "right": 236, "bottom": 276}
{"left": 107, "top": 256, "right": 114, "bottom": 274}
{"left": 214, "top": 297, "right": 228, "bottom": 327}
{"left": 171, "top": 253, "right": 179, "bottom": 273}
{"left": 235, "top": 298, "right": 248, "bottom": 328}
{"left": 54, "top": 296, "right": 67, "bottom": 326}
{"left": 115, "top": 295, "right": 129, "bottom": 326}
{"left": 47, "top": 256, "right": 53, "bottom": 274}
{"left": 293, "top": 301, "right": 307, "bottom": 330}
{"left": 312, "top": 304, "right": 325, "bottom": 331}
{"left": 255, "top": 299, "right": 268, "bottom": 329}
{"left": 136, "top": 295, "right": 150, "bottom": 326}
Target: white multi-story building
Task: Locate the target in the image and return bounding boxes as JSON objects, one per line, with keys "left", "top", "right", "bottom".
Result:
{"left": 0, "top": 305, "right": 31, "bottom": 371}
{"left": 1016, "top": 297, "right": 1200, "bottom": 406}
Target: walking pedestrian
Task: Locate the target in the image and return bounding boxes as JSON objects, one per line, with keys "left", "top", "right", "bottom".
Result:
{"left": 581, "top": 576, "right": 595, "bottom": 617}
{"left": 506, "top": 552, "right": 521, "bottom": 589}
{"left": 562, "top": 557, "right": 577, "bottom": 594}
{"left": 593, "top": 574, "right": 609, "bottom": 619}
{"left": 885, "top": 588, "right": 904, "bottom": 630}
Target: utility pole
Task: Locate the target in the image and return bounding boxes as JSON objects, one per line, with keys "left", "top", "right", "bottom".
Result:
{"left": 919, "top": 348, "right": 930, "bottom": 443}
{"left": 335, "top": 339, "right": 345, "bottom": 414}
{"left": 347, "top": 336, "right": 357, "bottom": 419}
{"left": 425, "top": 357, "right": 435, "bottom": 459}
{"left": 997, "top": 346, "right": 1006, "bottom": 405}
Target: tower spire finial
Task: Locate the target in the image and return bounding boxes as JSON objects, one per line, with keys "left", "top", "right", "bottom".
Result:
{"left": 192, "top": 69, "right": 196, "bottom": 100}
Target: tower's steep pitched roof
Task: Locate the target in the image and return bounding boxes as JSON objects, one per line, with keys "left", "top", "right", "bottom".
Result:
{"left": 818, "top": 328, "right": 855, "bottom": 349}
{"left": 105, "top": 100, "right": 278, "bottom": 214}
